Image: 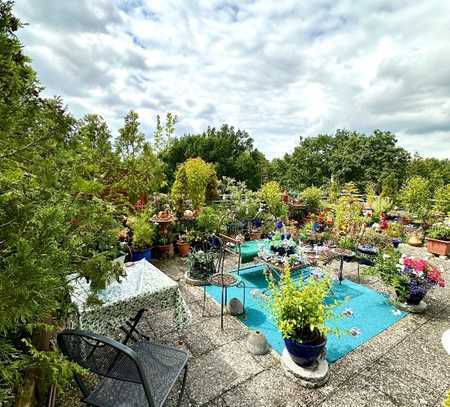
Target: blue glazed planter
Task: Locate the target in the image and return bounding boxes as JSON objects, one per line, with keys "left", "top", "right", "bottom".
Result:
{"left": 284, "top": 337, "right": 327, "bottom": 367}
{"left": 131, "top": 248, "right": 152, "bottom": 262}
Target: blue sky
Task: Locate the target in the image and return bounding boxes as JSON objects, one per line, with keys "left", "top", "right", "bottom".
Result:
{"left": 14, "top": 0, "right": 450, "bottom": 159}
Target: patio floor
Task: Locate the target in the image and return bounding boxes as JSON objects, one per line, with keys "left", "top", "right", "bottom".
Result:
{"left": 59, "top": 245, "right": 450, "bottom": 406}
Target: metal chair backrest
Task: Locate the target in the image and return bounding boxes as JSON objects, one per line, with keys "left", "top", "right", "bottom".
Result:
{"left": 57, "top": 329, "right": 155, "bottom": 406}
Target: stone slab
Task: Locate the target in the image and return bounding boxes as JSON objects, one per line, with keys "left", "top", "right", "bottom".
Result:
{"left": 281, "top": 348, "right": 329, "bottom": 388}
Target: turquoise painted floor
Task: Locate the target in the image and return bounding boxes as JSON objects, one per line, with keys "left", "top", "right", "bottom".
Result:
{"left": 205, "top": 265, "right": 406, "bottom": 363}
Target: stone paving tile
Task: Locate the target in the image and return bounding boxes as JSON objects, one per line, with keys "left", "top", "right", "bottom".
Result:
{"left": 183, "top": 315, "right": 248, "bottom": 357}
{"left": 222, "top": 368, "right": 325, "bottom": 407}
{"left": 359, "top": 362, "right": 445, "bottom": 407}
{"left": 187, "top": 338, "right": 265, "bottom": 406}
{"left": 378, "top": 331, "right": 450, "bottom": 386}
{"left": 312, "top": 376, "right": 399, "bottom": 407}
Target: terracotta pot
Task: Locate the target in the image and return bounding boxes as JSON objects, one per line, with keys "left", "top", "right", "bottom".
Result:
{"left": 177, "top": 241, "right": 191, "bottom": 257}
{"left": 426, "top": 238, "right": 450, "bottom": 256}
{"left": 156, "top": 243, "right": 174, "bottom": 258}
{"left": 250, "top": 230, "right": 262, "bottom": 240}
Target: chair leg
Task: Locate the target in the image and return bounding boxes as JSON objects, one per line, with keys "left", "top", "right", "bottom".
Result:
{"left": 177, "top": 364, "right": 188, "bottom": 407}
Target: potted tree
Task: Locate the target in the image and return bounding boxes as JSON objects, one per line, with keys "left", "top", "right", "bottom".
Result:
{"left": 128, "top": 213, "right": 156, "bottom": 261}
{"left": 266, "top": 266, "right": 338, "bottom": 366}
{"left": 425, "top": 222, "right": 450, "bottom": 256}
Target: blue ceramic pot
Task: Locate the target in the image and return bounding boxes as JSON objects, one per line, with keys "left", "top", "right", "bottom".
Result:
{"left": 392, "top": 238, "right": 401, "bottom": 248}
{"left": 131, "top": 248, "right": 152, "bottom": 262}
{"left": 284, "top": 336, "right": 327, "bottom": 367}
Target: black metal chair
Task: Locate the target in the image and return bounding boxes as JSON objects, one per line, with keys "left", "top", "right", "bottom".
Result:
{"left": 57, "top": 327, "right": 188, "bottom": 407}
{"left": 203, "top": 235, "right": 246, "bottom": 330}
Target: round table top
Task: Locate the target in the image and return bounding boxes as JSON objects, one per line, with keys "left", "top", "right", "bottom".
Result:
{"left": 442, "top": 329, "right": 450, "bottom": 355}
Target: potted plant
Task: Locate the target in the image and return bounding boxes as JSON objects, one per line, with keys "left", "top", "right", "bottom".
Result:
{"left": 186, "top": 249, "right": 216, "bottom": 282}
{"left": 154, "top": 231, "right": 175, "bottom": 258}
{"left": 397, "top": 255, "right": 446, "bottom": 304}
{"left": 176, "top": 230, "right": 193, "bottom": 257}
{"left": 386, "top": 222, "right": 403, "bottom": 248}
{"left": 266, "top": 266, "right": 339, "bottom": 366}
{"left": 367, "top": 250, "right": 446, "bottom": 305}
{"left": 425, "top": 222, "right": 450, "bottom": 256}
{"left": 128, "top": 213, "right": 156, "bottom": 261}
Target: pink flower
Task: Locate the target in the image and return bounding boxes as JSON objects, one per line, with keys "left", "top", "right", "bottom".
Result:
{"left": 403, "top": 257, "right": 414, "bottom": 268}
{"left": 415, "top": 259, "right": 426, "bottom": 272}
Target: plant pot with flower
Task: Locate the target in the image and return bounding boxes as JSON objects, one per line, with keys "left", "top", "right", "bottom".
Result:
{"left": 185, "top": 249, "right": 216, "bottom": 285}
{"left": 266, "top": 265, "right": 339, "bottom": 367}
{"left": 425, "top": 222, "right": 450, "bottom": 256}
{"left": 127, "top": 213, "right": 156, "bottom": 262}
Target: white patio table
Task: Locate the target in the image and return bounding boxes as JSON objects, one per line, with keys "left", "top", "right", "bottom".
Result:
{"left": 70, "top": 259, "right": 191, "bottom": 336}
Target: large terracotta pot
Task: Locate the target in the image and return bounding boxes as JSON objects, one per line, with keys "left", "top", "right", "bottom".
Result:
{"left": 426, "top": 238, "right": 450, "bottom": 256}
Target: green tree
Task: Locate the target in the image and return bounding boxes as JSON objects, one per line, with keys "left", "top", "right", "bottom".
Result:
{"left": 153, "top": 112, "right": 178, "bottom": 153}
{"left": 407, "top": 155, "right": 450, "bottom": 193}
{"left": 0, "top": 4, "right": 122, "bottom": 404}
{"left": 269, "top": 130, "right": 410, "bottom": 192}
{"left": 114, "top": 110, "right": 165, "bottom": 203}
{"left": 160, "top": 124, "right": 268, "bottom": 189}
{"left": 400, "top": 176, "right": 431, "bottom": 221}
{"left": 171, "top": 158, "right": 218, "bottom": 213}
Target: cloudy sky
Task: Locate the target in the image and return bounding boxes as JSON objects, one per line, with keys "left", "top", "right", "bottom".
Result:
{"left": 14, "top": 0, "right": 450, "bottom": 159}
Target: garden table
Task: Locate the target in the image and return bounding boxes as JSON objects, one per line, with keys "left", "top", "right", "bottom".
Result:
{"left": 70, "top": 259, "right": 191, "bottom": 336}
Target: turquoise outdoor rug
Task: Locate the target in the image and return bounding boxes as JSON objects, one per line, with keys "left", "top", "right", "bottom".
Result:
{"left": 205, "top": 265, "right": 406, "bottom": 363}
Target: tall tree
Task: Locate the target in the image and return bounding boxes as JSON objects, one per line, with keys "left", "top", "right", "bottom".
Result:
{"left": 160, "top": 124, "right": 268, "bottom": 189}
{"left": 0, "top": 3, "right": 122, "bottom": 404}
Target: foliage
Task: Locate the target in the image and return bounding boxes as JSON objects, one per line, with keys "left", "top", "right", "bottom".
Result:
{"left": 400, "top": 176, "right": 431, "bottom": 221}
{"left": 444, "top": 390, "right": 450, "bottom": 407}
{"left": 269, "top": 130, "right": 410, "bottom": 192}
{"left": 299, "top": 186, "right": 323, "bottom": 213}
{"left": 114, "top": 111, "right": 166, "bottom": 204}
{"left": 372, "top": 195, "right": 393, "bottom": 217}
{"left": 195, "top": 206, "right": 227, "bottom": 236}
{"left": 334, "top": 183, "right": 364, "bottom": 237}
{"left": 186, "top": 249, "right": 216, "bottom": 280}
{"left": 266, "top": 266, "right": 338, "bottom": 342}
{"left": 258, "top": 181, "right": 288, "bottom": 219}
{"left": 171, "top": 158, "right": 218, "bottom": 213}
{"left": 386, "top": 222, "right": 403, "bottom": 239}
{"left": 365, "top": 249, "right": 406, "bottom": 292}
{"left": 407, "top": 155, "right": 450, "bottom": 192}
{"left": 426, "top": 222, "right": 450, "bottom": 241}
{"left": 381, "top": 172, "right": 399, "bottom": 201}
{"left": 219, "top": 177, "right": 262, "bottom": 223}
{"left": 0, "top": 4, "right": 123, "bottom": 403}
{"left": 365, "top": 182, "right": 377, "bottom": 208}
{"left": 160, "top": 124, "right": 268, "bottom": 189}
{"left": 153, "top": 112, "right": 178, "bottom": 153}
{"left": 360, "top": 229, "right": 392, "bottom": 249}
{"left": 434, "top": 184, "right": 450, "bottom": 215}
{"left": 128, "top": 212, "right": 156, "bottom": 250}
{"left": 338, "top": 236, "right": 356, "bottom": 250}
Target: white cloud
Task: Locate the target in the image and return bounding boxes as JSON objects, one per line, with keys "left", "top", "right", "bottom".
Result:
{"left": 14, "top": 0, "right": 450, "bottom": 159}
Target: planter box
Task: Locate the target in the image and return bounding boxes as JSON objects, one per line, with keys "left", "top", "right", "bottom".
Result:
{"left": 426, "top": 238, "right": 450, "bottom": 256}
